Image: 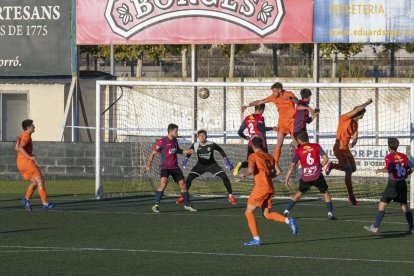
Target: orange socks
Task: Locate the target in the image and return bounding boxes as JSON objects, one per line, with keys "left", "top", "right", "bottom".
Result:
{"left": 245, "top": 211, "right": 259, "bottom": 237}
{"left": 25, "top": 185, "right": 36, "bottom": 200}
{"left": 38, "top": 188, "right": 48, "bottom": 204}
{"left": 264, "top": 211, "right": 286, "bottom": 223}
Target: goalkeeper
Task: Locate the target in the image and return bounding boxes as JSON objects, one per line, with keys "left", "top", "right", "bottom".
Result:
{"left": 177, "top": 130, "right": 237, "bottom": 205}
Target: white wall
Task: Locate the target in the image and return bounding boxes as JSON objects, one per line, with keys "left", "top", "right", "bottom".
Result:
{"left": 0, "top": 83, "right": 65, "bottom": 141}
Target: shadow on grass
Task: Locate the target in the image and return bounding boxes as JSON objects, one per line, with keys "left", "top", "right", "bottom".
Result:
{"left": 0, "top": 227, "right": 56, "bottom": 234}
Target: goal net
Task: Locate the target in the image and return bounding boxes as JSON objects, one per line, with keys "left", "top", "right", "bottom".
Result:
{"left": 95, "top": 80, "right": 414, "bottom": 207}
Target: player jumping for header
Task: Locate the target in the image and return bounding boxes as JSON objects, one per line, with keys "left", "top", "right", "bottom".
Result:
{"left": 176, "top": 129, "right": 236, "bottom": 205}
{"left": 241, "top": 82, "right": 298, "bottom": 175}
{"left": 145, "top": 123, "right": 196, "bottom": 213}
{"left": 325, "top": 98, "right": 373, "bottom": 206}
{"left": 364, "top": 138, "right": 414, "bottom": 234}
{"left": 233, "top": 104, "right": 276, "bottom": 176}
{"left": 293, "top": 89, "right": 319, "bottom": 141}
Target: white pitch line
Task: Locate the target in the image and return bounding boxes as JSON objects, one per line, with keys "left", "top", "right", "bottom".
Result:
{"left": 0, "top": 245, "right": 413, "bottom": 265}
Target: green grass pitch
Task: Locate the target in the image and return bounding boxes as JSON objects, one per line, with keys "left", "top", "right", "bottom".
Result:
{"left": 0, "top": 180, "right": 413, "bottom": 275}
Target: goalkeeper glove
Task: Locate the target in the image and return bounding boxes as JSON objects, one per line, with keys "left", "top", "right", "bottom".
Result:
{"left": 181, "top": 158, "right": 188, "bottom": 169}
{"left": 225, "top": 158, "right": 234, "bottom": 171}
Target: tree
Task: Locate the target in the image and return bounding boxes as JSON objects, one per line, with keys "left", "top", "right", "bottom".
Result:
{"left": 370, "top": 43, "right": 403, "bottom": 77}
{"left": 216, "top": 44, "right": 260, "bottom": 77}
{"left": 165, "top": 45, "right": 190, "bottom": 78}
{"left": 291, "top": 44, "right": 313, "bottom": 77}
{"left": 99, "top": 45, "right": 166, "bottom": 77}
{"left": 405, "top": 43, "right": 414, "bottom": 53}
{"left": 320, "top": 44, "right": 363, "bottom": 78}
{"left": 80, "top": 46, "right": 99, "bottom": 71}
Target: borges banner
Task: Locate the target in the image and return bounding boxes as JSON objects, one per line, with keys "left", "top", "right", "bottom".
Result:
{"left": 77, "top": 0, "right": 313, "bottom": 44}
{"left": 314, "top": 0, "right": 414, "bottom": 43}
{"left": 0, "top": 0, "right": 71, "bottom": 76}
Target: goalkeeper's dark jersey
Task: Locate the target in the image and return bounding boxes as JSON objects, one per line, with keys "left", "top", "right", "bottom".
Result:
{"left": 186, "top": 141, "right": 227, "bottom": 165}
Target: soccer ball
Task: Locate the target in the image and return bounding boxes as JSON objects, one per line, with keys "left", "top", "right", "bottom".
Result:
{"left": 198, "top": 88, "right": 210, "bottom": 99}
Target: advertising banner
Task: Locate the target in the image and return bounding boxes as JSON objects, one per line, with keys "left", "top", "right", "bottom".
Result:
{"left": 314, "top": 0, "right": 414, "bottom": 43}
{"left": 77, "top": 0, "right": 313, "bottom": 44}
{"left": 0, "top": 0, "right": 71, "bottom": 76}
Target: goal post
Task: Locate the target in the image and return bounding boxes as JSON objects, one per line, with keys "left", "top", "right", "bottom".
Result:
{"left": 95, "top": 80, "right": 414, "bottom": 208}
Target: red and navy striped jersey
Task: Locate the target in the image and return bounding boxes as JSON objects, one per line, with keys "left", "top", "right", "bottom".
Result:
{"left": 153, "top": 137, "right": 181, "bottom": 170}
{"left": 238, "top": 114, "right": 272, "bottom": 148}
{"left": 292, "top": 143, "right": 326, "bottom": 182}
{"left": 384, "top": 152, "right": 411, "bottom": 182}
{"left": 293, "top": 100, "right": 310, "bottom": 133}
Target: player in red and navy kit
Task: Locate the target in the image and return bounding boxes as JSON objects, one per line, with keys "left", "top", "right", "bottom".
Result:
{"left": 293, "top": 89, "right": 319, "bottom": 141}
{"left": 364, "top": 138, "right": 414, "bottom": 234}
{"left": 233, "top": 104, "right": 276, "bottom": 176}
{"left": 284, "top": 131, "right": 337, "bottom": 220}
{"left": 145, "top": 123, "right": 196, "bottom": 213}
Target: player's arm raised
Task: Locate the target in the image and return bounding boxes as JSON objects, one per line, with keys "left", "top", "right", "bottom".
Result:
{"left": 241, "top": 99, "right": 267, "bottom": 112}
{"left": 345, "top": 98, "right": 373, "bottom": 118}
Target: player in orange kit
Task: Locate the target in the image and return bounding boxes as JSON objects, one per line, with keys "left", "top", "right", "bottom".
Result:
{"left": 240, "top": 137, "right": 298, "bottom": 246}
{"left": 325, "top": 99, "right": 373, "bottom": 205}
{"left": 241, "top": 82, "right": 298, "bottom": 175}
{"left": 16, "top": 119, "right": 56, "bottom": 211}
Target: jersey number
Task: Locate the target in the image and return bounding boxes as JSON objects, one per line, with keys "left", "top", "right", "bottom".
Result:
{"left": 396, "top": 163, "right": 406, "bottom": 177}
{"left": 248, "top": 123, "right": 256, "bottom": 134}
{"left": 306, "top": 153, "right": 315, "bottom": 165}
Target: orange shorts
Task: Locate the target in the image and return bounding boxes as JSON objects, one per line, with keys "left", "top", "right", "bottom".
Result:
{"left": 333, "top": 144, "right": 356, "bottom": 172}
{"left": 17, "top": 159, "right": 41, "bottom": 180}
{"left": 247, "top": 191, "right": 274, "bottom": 209}
{"left": 277, "top": 120, "right": 294, "bottom": 137}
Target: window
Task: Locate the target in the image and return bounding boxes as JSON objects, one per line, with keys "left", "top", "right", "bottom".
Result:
{"left": 1, "top": 93, "right": 28, "bottom": 141}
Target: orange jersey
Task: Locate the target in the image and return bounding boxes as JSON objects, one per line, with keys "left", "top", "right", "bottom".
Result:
{"left": 265, "top": 90, "right": 297, "bottom": 127}
{"left": 248, "top": 151, "right": 275, "bottom": 194}
{"left": 336, "top": 114, "right": 358, "bottom": 150}
{"left": 17, "top": 132, "right": 33, "bottom": 161}
{"left": 16, "top": 131, "right": 40, "bottom": 180}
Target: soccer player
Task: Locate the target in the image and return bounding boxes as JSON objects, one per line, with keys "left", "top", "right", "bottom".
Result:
{"left": 145, "top": 123, "right": 196, "bottom": 213}
{"left": 284, "top": 131, "right": 336, "bottom": 220}
{"left": 325, "top": 98, "right": 373, "bottom": 205}
{"left": 293, "top": 89, "right": 319, "bottom": 141}
{"left": 240, "top": 137, "right": 298, "bottom": 246}
{"left": 176, "top": 129, "right": 236, "bottom": 204}
{"left": 233, "top": 104, "right": 276, "bottom": 176}
{"left": 241, "top": 82, "right": 298, "bottom": 175}
{"left": 16, "top": 119, "right": 56, "bottom": 211}
{"left": 364, "top": 138, "right": 414, "bottom": 234}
